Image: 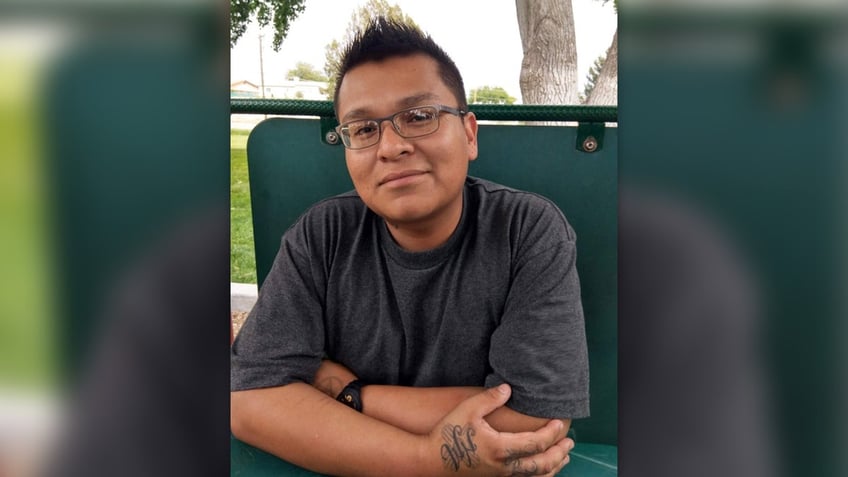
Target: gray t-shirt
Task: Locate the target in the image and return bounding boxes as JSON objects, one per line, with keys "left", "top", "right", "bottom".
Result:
{"left": 231, "top": 176, "right": 589, "bottom": 418}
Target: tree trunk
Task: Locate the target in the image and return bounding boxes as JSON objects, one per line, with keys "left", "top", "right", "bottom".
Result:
{"left": 515, "top": 0, "right": 578, "bottom": 105}
{"left": 586, "top": 29, "right": 618, "bottom": 106}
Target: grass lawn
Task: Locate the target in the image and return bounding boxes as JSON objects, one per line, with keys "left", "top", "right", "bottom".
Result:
{"left": 231, "top": 128, "right": 257, "bottom": 284}
{"left": 0, "top": 57, "right": 54, "bottom": 388}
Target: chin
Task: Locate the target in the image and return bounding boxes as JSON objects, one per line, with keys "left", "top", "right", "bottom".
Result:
{"left": 382, "top": 210, "right": 429, "bottom": 225}
{"left": 376, "top": 199, "right": 433, "bottom": 221}
{"left": 388, "top": 202, "right": 442, "bottom": 222}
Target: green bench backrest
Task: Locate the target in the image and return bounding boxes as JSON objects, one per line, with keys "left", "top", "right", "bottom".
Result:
{"left": 247, "top": 117, "right": 617, "bottom": 446}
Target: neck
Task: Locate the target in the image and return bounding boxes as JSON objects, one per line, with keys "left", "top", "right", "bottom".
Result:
{"left": 384, "top": 199, "right": 463, "bottom": 252}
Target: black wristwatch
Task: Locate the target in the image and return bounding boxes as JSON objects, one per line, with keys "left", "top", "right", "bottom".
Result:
{"left": 336, "top": 379, "right": 364, "bottom": 412}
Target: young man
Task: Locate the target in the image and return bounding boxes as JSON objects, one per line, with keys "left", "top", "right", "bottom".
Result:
{"left": 231, "top": 18, "right": 589, "bottom": 476}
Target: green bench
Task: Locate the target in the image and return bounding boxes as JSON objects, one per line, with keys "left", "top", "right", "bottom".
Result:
{"left": 232, "top": 100, "right": 618, "bottom": 476}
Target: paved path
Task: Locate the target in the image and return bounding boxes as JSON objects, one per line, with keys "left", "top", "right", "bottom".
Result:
{"left": 230, "top": 282, "right": 257, "bottom": 313}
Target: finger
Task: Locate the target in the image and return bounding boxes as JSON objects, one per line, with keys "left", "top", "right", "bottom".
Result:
{"left": 505, "top": 420, "right": 567, "bottom": 457}
{"left": 503, "top": 455, "right": 558, "bottom": 476}
{"left": 504, "top": 435, "right": 572, "bottom": 476}
{"left": 497, "top": 426, "right": 571, "bottom": 471}
{"left": 540, "top": 420, "right": 569, "bottom": 444}
{"left": 541, "top": 436, "right": 573, "bottom": 475}
{"left": 540, "top": 452, "right": 570, "bottom": 477}
{"left": 550, "top": 445, "right": 571, "bottom": 475}
{"left": 560, "top": 437, "right": 575, "bottom": 455}
{"left": 456, "top": 383, "right": 512, "bottom": 421}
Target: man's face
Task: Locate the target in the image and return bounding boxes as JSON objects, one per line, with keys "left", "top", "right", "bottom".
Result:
{"left": 335, "top": 54, "right": 478, "bottom": 242}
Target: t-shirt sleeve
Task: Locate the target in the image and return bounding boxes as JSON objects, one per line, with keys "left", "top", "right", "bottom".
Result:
{"left": 230, "top": 217, "right": 325, "bottom": 391}
{"left": 485, "top": 199, "right": 590, "bottom": 419}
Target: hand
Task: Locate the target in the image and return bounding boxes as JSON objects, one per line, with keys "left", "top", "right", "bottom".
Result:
{"left": 311, "top": 359, "right": 358, "bottom": 398}
{"left": 423, "top": 384, "right": 573, "bottom": 476}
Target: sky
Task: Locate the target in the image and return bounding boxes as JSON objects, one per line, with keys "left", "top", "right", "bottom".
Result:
{"left": 230, "top": 0, "right": 618, "bottom": 102}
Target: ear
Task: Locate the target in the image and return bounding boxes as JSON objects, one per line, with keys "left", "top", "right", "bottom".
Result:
{"left": 463, "top": 112, "right": 479, "bottom": 162}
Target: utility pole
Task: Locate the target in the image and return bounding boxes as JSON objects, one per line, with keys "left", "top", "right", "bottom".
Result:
{"left": 258, "top": 32, "right": 266, "bottom": 98}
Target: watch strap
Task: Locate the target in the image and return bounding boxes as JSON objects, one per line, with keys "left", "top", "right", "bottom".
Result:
{"left": 336, "top": 379, "right": 364, "bottom": 412}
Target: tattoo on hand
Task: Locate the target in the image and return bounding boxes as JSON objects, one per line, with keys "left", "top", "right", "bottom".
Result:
{"left": 440, "top": 424, "right": 479, "bottom": 472}
{"left": 505, "top": 449, "right": 540, "bottom": 477}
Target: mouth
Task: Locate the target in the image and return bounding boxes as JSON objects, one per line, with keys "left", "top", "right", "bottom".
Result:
{"left": 378, "top": 170, "right": 427, "bottom": 186}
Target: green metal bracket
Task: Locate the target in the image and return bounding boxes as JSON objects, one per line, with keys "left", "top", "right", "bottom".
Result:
{"left": 576, "top": 122, "right": 606, "bottom": 153}
{"left": 320, "top": 116, "right": 341, "bottom": 146}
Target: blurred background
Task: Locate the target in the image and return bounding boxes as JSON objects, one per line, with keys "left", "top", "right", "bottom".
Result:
{"left": 0, "top": 0, "right": 230, "bottom": 475}
{"left": 618, "top": 2, "right": 846, "bottom": 476}
{"left": 0, "top": 0, "right": 845, "bottom": 476}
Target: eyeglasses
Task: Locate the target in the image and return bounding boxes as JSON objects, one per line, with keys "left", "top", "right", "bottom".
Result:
{"left": 335, "top": 104, "right": 466, "bottom": 150}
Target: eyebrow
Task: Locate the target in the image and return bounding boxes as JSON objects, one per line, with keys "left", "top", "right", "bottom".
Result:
{"left": 341, "top": 92, "right": 441, "bottom": 123}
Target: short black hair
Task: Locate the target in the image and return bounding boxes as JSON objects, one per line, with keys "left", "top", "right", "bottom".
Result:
{"left": 333, "top": 16, "right": 467, "bottom": 114}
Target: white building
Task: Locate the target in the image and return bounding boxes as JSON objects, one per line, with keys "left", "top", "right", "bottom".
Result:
{"left": 230, "top": 79, "right": 259, "bottom": 98}
{"left": 232, "top": 78, "right": 328, "bottom": 101}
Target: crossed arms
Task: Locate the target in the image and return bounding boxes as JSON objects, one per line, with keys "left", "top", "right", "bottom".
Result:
{"left": 230, "top": 360, "right": 574, "bottom": 477}
{"left": 231, "top": 191, "right": 586, "bottom": 475}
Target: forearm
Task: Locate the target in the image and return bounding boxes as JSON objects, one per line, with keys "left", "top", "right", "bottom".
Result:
{"left": 310, "top": 360, "right": 570, "bottom": 439}
{"left": 231, "top": 383, "right": 436, "bottom": 477}
{"left": 361, "top": 385, "right": 570, "bottom": 435}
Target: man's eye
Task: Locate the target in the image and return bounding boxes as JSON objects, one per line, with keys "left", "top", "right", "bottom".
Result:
{"left": 350, "top": 123, "right": 377, "bottom": 136}
{"left": 402, "top": 109, "right": 436, "bottom": 123}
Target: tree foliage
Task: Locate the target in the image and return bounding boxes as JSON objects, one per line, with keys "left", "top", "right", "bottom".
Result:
{"left": 582, "top": 0, "right": 618, "bottom": 105}
{"left": 286, "top": 62, "right": 328, "bottom": 82}
{"left": 231, "top": 0, "right": 307, "bottom": 51}
{"left": 468, "top": 86, "right": 516, "bottom": 105}
{"left": 580, "top": 53, "right": 606, "bottom": 103}
{"left": 585, "top": 29, "right": 617, "bottom": 105}
{"left": 323, "top": 0, "right": 419, "bottom": 99}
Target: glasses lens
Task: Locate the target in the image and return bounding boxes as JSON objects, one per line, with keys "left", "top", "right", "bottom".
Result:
{"left": 395, "top": 107, "right": 439, "bottom": 138}
{"left": 340, "top": 106, "right": 444, "bottom": 149}
{"left": 344, "top": 120, "right": 380, "bottom": 149}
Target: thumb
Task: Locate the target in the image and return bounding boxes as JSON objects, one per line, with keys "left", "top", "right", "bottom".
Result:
{"left": 467, "top": 383, "right": 511, "bottom": 418}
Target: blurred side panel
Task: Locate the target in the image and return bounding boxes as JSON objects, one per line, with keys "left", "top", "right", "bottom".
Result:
{"left": 0, "top": 1, "right": 231, "bottom": 476}
{"left": 619, "top": 2, "right": 847, "bottom": 477}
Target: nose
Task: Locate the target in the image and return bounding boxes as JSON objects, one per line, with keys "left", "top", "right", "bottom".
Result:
{"left": 376, "top": 119, "right": 412, "bottom": 160}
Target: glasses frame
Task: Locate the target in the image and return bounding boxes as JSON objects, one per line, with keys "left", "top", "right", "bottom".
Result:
{"left": 335, "top": 104, "right": 467, "bottom": 150}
